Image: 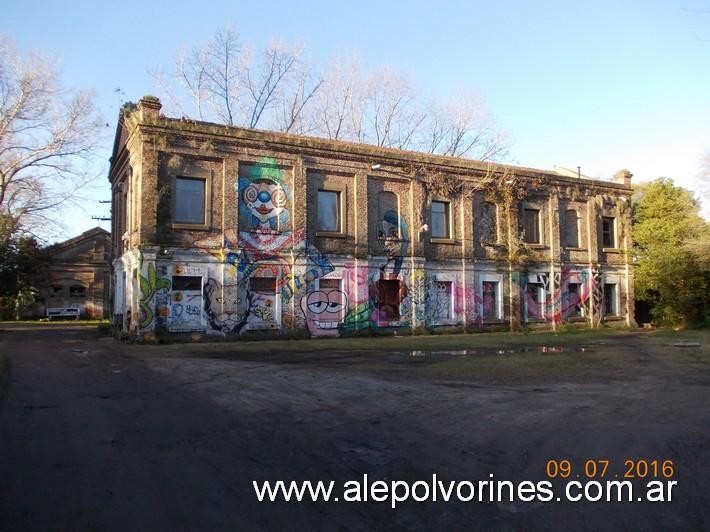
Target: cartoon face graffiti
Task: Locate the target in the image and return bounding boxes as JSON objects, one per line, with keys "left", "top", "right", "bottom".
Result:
{"left": 203, "top": 278, "right": 250, "bottom": 335}
{"left": 300, "top": 289, "right": 347, "bottom": 337}
{"left": 242, "top": 179, "right": 289, "bottom": 230}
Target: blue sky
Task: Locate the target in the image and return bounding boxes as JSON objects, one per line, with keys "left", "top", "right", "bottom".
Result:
{"left": 4, "top": 0, "right": 709, "bottom": 239}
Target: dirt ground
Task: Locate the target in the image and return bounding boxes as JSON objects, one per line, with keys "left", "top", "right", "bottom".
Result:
{"left": 0, "top": 325, "right": 708, "bottom": 531}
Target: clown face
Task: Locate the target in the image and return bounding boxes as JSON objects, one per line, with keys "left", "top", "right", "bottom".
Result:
{"left": 242, "top": 179, "right": 288, "bottom": 227}
{"left": 300, "top": 289, "right": 347, "bottom": 337}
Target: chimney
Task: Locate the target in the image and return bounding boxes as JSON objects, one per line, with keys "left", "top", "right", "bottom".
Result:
{"left": 137, "top": 95, "right": 162, "bottom": 121}
{"left": 613, "top": 169, "right": 633, "bottom": 188}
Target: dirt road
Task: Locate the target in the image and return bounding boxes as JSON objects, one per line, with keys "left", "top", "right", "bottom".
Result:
{"left": 0, "top": 325, "right": 708, "bottom": 531}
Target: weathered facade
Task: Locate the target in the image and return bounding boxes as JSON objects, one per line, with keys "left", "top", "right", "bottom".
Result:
{"left": 109, "top": 96, "right": 635, "bottom": 340}
{"left": 40, "top": 227, "right": 111, "bottom": 319}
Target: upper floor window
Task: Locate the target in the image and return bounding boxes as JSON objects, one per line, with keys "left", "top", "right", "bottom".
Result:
{"left": 431, "top": 200, "right": 451, "bottom": 239}
{"left": 377, "top": 191, "right": 400, "bottom": 240}
{"left": 175, "top": 176, "right": 206, "bottom": 225}
{"left": 523, "top": 208, "right": 541, "bottom": 244}
{"left": 602, "top": 217, "right": 616, "bottom": 248}
{"left": 317, "top": 190, "right": 341, "bottom": 233}
{"left": 480, "top": 202, "right": 498, "bottom": 243}
{"left": 563, "top": 209, "right": 579, "bottom": 248}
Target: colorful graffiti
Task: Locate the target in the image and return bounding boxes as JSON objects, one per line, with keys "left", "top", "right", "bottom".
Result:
{"left": 589, "top": 266, "right": 603, "bottom": 327}
{"left": 203, "top": 278, "right": 250, "bottom": 335}
{"left": 138, "top": 257, "right": 171, "bottom": 329}
{"left": 375, "top": 209, "right": 409, "bottom": 276}
{"left": 300, "top": 288, "right": 348, "bottom": 337}
{"left": 282, "top": 242, "right": 334, "bottom": 302}
{"left": 521, "top": 267, "right": 598, "bottom": 323}
{"left": 130, "top": 157, "right": 614, "bottom": 338}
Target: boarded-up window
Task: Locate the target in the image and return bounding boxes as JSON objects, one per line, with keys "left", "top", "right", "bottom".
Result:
{"left": 172, "top": 276, "right": 201, "bottom": 291}
{"left": 433, "top": 281, "right": 452, "bottom": 319}
{"left": 564, "top": 209, "right": 579, "bottom": 248}
{"left": 523, "top": 208, "right": 540, "bottom": 244}
{"left": 175, "top": 176, "right": 206, "bottom": 224}
{"left": 250, "top": 277, "right": 277, "bottom": 294}
{"left": 317, "top": 190, "right": 341, "bottom": 232}
{"left": 526, "top": 283, "right": 544, "bottom": 319}
{"left": 480, "top": 202, "right": 498, "bottom": 242}
{"left": 482, "top": 281, "right": 499, "bottom": 319}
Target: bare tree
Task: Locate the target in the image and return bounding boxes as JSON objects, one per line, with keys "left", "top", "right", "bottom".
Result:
{"left": 243, "top": 40, "right": 302, "bottom": 129}
{"left": 365, "top": 68, "right": 425, "bottom": 149}
{"left": 311, "top": 55, "right": 366, "bottom": 141}
{"left": 0, "top": 35, "right": 103, "bottom": 236}
{"left": 203, "top": 28, "right": 245, "bottom": 126}
{"left": 152, "top": 28, "right": 509, "bottom": 161}
{"left": 153, "top": 29, "right": 314, "bottom": 132}
{"left": 276, "top": 63, "right": 323, "bottom": 134}
{"left": 420, "top": 91, "right": 508, "bottom": 161}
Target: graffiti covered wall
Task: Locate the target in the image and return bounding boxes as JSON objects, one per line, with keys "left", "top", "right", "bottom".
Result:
{"left": 114, "top": 154, "right": 627, "bottom": 340}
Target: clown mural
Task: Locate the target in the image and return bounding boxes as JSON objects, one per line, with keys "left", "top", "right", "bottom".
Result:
{"left": 239, "top": 158, "right": 290, "bottom": 231}
{"left": 238, "top": 157, "right": 297, "bottom": 255}
{"left": 242, "top": 179, "right": 288, "bottom": 230}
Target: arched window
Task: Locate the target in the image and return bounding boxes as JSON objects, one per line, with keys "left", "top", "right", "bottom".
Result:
{"left": 564, "top": 209, "right": 579, "bottom": 248}
{"left": 377, "top": 191, "right": 400, "bottom": 240}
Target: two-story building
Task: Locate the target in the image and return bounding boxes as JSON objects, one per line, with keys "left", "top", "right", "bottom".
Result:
{"left": 109, "top": 96, "right": 635, "bottom": 340}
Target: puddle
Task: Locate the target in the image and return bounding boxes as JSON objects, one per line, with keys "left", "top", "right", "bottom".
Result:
{"left": 670, "top": 341, "right": 701, "bottom": 348}
{"left": 407, "top": 346, "right": 589, "bottom": 357}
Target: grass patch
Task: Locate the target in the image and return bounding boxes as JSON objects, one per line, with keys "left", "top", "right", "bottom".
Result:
{"left": 141, "top": 327, "right": 708, "bottom": 386}
{"left": 409, "top": 346, "right": 640, "bottom": 384}
{"left": 0, "top": 320, "right": 109, "bottom": 326}
{"left": 168, "top": 328, "right": 634, "bottom": 356}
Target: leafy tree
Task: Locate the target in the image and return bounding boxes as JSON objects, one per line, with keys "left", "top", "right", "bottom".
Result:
{"left": 633, "top": 178, "right": 709, "bottom": 326}
{"left": 0, "top": 231, "right": 49, "bottom": 319}
{"left": 699, "top": 149, "right": 709, "bottom": 202}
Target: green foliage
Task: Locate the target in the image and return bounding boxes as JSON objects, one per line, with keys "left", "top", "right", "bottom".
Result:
{"left": 0, "top": 227, "right": 50, "bottom": 320}
{"left": 633, "top": 178, "right": 709, "bottom": 326}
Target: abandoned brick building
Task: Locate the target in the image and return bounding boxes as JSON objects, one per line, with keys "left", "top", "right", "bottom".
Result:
{"left": 41, "top": 227, "right": 110, "bottom": 319}
{"left": 109, "top": 96, "right": 635, "bottom": 340}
